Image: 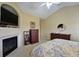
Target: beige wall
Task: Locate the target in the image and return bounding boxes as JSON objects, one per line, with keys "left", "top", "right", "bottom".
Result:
{"left": 0, "top": 2, "right": 40, "bottom": 47}
{"left": 41, "top": 5, "right": 79, "bottom": 41}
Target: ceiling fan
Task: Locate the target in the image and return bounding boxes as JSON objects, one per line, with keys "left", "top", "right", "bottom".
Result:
{"left": 39, "top": 2, "right": 61, "bottom": 9}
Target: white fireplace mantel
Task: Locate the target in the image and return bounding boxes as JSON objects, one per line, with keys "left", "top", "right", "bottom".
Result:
{"left": 0, "top": 28, "right": 24, "bottom": 57}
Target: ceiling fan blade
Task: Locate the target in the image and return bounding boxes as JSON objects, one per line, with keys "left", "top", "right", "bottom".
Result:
{"left": 39, "top": 3, "right": 46, "bottom": 7}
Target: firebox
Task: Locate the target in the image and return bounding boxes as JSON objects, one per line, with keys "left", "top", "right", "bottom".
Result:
{"left": 3, "top": 36, "right": 17, "bottom": 57}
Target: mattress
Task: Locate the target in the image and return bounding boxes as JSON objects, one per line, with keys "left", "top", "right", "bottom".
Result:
{"left": 31, "top": 39, "right": 79, "bottom": 57}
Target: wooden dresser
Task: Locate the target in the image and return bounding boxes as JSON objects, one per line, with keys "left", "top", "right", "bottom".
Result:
{"left": 29, "top": 29, "right": 39, "bottom": 44}
{"left": 50, "top": 33, "right": 71, "bottom": 40}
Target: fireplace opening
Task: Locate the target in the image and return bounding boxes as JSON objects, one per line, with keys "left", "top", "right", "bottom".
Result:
{"left": 3, "top": 36, "right": 17, "bottom": 57}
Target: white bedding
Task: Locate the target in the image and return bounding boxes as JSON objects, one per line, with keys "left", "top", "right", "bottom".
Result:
{"left": 31, "top": 39, "right": 79, "bottom": 57}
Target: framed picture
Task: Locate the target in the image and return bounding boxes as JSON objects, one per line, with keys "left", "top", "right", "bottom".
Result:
{"left": 30, "top": 21, "right": 35, "bottom": 29}
{"left": 57, "top": 24, "right": 65, "bottom": 32}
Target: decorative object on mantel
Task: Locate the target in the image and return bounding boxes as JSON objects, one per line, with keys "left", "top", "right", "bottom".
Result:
{"left": 57, "top": 24, "right": 65, "bottom": 32}
{"left": 30, "top": 21, "right": 36, "bottom": 29}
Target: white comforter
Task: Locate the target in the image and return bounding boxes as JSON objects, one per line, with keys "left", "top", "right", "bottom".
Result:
{"left": 31, "top": 39, "right": 79, "bottom": 57}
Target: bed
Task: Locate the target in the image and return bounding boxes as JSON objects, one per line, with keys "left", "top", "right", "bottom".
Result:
{"left": 31, "top": 39, "right": 79, "bottom": 57}
{"left": 31, "top": 33, "right": 79, "bottom": 57}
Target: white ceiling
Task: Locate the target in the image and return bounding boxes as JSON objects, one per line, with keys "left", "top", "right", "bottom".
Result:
{"left": 17, "top": 2, "right": 79, "bottom": 19}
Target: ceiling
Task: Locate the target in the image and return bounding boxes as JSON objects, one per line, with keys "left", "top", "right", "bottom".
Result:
{"left": 17, "top": 2, "right": 79, "bottom": 19}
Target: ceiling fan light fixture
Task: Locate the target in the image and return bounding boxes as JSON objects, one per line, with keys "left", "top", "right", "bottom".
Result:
{"left": 46, "top": 2, "right": 61, "bottom": 9}
{"left": 38, "top": 2, "right": 61, "bottom": 10}
{"left": 46, "top": 2, "right": 53, "bottom": 9}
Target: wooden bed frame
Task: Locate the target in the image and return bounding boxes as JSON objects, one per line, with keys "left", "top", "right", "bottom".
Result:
{"left": 50, "top": 33, "right": 71, "bottom": 40}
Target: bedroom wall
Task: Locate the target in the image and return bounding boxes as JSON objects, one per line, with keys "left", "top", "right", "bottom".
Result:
{"left": 0, "top": 2, "right": 40, "bottom": 47}
{"left": 41, "top": 5, "right": 79, "bottom": 42}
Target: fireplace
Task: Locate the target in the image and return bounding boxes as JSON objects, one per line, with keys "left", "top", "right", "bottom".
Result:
{"left": 3, "top": 36, "right": 17, "bottom": 57}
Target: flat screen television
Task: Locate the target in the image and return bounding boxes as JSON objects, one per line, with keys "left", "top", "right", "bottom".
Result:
{"left": 0, "top": 6, "right": 18, "bottom": 27}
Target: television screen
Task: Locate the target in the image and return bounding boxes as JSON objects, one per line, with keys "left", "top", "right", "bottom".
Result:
{"left": 1, "top": 6, "right": 18, "bottom": 26}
